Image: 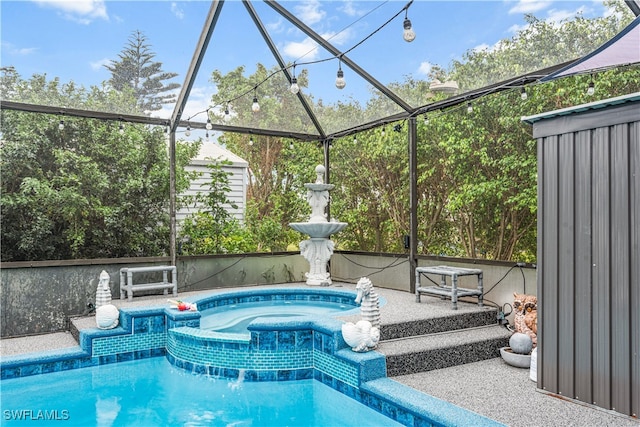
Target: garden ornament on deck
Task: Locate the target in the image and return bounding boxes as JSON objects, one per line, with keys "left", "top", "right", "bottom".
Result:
{"left": 95, "top": 270, "right": 120, "bottom": 329}
{"left": 512, "top": 292, "right": 537, "bottom": 347}
{"left": 341, "top": 277, "right": 381, "bottom": 352}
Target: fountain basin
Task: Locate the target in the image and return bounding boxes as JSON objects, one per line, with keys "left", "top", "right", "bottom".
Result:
{"left": 289, "top": 222, "right": 347, "bottom": 238}
{"left": 305, "top": 182, "right": 335, "bottom": 191}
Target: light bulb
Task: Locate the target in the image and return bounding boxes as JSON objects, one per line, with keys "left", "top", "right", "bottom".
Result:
{"left": 467, "top": 102, "right": 473, "bottom": 113}
{"left": 403, "top": 18, "right": 416, "bottom": 42}
{"left": 289, "top": 143, "right": 294, "bottom": 149}
{"left": 587, "top": 81, "right": 595, "bottom": 96}
{"left": 224, "top": 106, "right": 231, "bottom": 122}
{"left": 353, "top": 136, "right": 357, "bottom": 144}
{"left": 119, "top": 123, "right": 124, "bottom": 134}
{"left": 381, "top": 127, "right": 386, "bottom": 136}
{"left": 521, "top": 87, "right": 528, "bottom": 101}
{"left": 424, "top": 115, "right": 429, "bottom": 125}
{"left": 185, "top": 125, "right": 191, "bottom": 137}
{"left": 252, "top": 96, "right": 260, "bottom": 112}
{"left": 249, "top": 137, "right": 254, "bottom": 146}
{"left": 58, "top": 120, "right": 64, "bottom": 131}
{"left": 290, "top": 77, "right": 300, "bottom": 94}
{"left": 205, "top": 131, "right": 210, "bottom": 141}
{"left": 335, "top": 69, "right": 346, "bottom": 90}
{"left": 206, "top": 118, "right": 212, "bottom": 130}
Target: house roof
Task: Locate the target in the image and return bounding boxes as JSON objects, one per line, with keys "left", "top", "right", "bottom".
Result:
{"left": 191, "top": 143, "right": 249, "bottom": 167}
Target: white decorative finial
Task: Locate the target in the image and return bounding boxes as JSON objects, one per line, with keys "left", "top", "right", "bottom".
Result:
{"left": 315, "top": 165, "right": 325, "bottom": 184}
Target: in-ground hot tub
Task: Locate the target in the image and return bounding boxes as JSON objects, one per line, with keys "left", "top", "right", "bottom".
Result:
{"left": 198, "top": 291, "right": 361, "bottom": 335}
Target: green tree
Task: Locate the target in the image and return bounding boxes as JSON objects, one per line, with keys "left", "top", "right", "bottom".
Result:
{"left": 209, "top": 64, "right": 323, "bottom": 251}
{"left": 178, "top": 157, "right": 256, "bottom": 254}
{"left": 0, "top": 71, "right": 199, "bottom": 261}
{"left": 104, "top": 30, "right": 180, "bottom": 112}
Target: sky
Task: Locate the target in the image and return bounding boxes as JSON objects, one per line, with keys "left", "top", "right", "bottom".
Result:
{"left": 1, "top": 0, "right": 615, "bottom": 123}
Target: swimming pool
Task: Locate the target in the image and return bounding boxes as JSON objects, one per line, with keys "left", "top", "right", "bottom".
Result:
{"left": 1, "top": 357, "right": 401, "bottom": 427}
{"left": 0, "top": 287, "right": 503, "bottom": 427}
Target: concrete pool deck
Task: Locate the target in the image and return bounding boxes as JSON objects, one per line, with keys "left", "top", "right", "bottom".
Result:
{"left": 1, "top": 282, "right": 637, "bottom": 427}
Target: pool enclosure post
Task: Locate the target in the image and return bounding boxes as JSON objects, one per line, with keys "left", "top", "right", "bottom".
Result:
{"left": 408, "top": 117, "right": 418, "bottom": 294}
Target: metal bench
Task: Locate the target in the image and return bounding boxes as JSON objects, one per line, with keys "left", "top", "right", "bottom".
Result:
{"left": 415, "top": 265, "right": 483, "bottom": 310}
{"left": 119, "top": 265, "right": 177, "bottom": 302}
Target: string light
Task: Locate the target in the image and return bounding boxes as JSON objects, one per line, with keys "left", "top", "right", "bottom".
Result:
{"left": 290, "top": 64, "right": 300, "bottom": 94}
{"left": 403, "top": 7, "right": 416, "bottom": 42}
{"left": 353, "top": 135, "right": 357, "bottom": 143}
{"left": 252, "top": 88, "right": 260, "bottom": 113}
{"left": 587, "top": 80, "right": 595, "bottom": 96}
{"left": 381, "top": 127, "right": 386, "bottom": 136}
{"left": 119, "top": 121, "right": 125, "bottom": 134}
{"left": 467, "top": 102, "right": 473, "bottom": 113}
{"left": 249, "top": 136, "right": 254, "bottom": 146}
{"left": 335, "top": 59, "right": 346, "bottom": 90}
{"left": 423, "top": 115, "right": 429, "bottom": 125}
{"left": 206, "top": 109, "right": 213, "bottom": 130}
{"left": 185, "top": 123, "right": 191, "bottom": 137}
{"left": 205, "top": 130, "right": 210, "bottom": 141}
{"left": 58, "top": 119, "right": 64, "bottom": 131}
{"left": 520, "top": 87, "right": 527, "bottom": 101}
{"left": 224, "top": 103, "right": 232, "bottom": 122}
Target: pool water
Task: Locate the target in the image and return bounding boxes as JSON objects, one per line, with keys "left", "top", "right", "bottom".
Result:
{"left": 1, "top": 357, "right": 401, "bottom": 427}
{"left": 199, "top": 300, "right": 359, "bottom": 334}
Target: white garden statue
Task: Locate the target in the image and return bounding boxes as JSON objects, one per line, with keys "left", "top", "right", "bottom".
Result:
{"left": 95, "top": 270, "right": 119, "bottom": 329}
{"left": 341, "top": 277, "right": 381, "bottom": 352}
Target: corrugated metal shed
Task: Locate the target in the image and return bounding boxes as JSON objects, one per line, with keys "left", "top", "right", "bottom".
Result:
{"left": 524, "top": 94, "right": 639, "bottom": 418}
{"left": 177, "top": 143, "right": 248, "bottom": 224}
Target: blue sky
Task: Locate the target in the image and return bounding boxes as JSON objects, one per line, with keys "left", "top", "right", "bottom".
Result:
{"left": 1, "top": 0, "right": 614, "bottom": 121}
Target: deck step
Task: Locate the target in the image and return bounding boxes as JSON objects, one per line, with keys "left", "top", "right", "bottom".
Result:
{"left": 380, "top": 308, "right": 498, "bottom": 340}
{"left": 377, "top": 324, "right": 511, "bottom": 376}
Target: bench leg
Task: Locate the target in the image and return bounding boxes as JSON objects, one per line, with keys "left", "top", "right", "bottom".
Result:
{"left": 451, "top": 274, "right": 458, "bottom": 310}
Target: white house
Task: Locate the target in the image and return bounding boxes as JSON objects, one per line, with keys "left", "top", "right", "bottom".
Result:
{"left": 177, "top": 143, "right": 248, "bottom": 224}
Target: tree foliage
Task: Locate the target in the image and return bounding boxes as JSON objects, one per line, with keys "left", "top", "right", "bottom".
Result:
{"left": 104, "top": 30, "right": 180, "bottom": 112}
{"left": 0, "top": 70, "right": 199, "bottom": 261}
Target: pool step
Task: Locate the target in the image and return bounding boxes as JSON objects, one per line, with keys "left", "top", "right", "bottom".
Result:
{"left": 377, "top": 324, "right": 511, "bottom": 376}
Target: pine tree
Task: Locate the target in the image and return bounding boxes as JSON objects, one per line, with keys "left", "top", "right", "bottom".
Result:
{"left": 105, "top": 30, "right": 180, "bottom": 112}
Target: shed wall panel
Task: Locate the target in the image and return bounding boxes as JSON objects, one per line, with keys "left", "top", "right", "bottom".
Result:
{"left": 591, "top": 126, "right": 612, "bottom": 409}
{"left": 534, "top": 98, "right": 639, "bottom": 417}
{"left": 573, "top": 130, "right": 592, "bottom": 404}
{"left": 610, "top": 123, "right": 631, "bottom": 415}
{"left": 539, "top": 134, "right": 559, "bottom": 392}
{"left": 558, "top": 132, "right": 575, "bottom": 398}
{"left": 631, "top": 121, "right": 640, "bottom": 418}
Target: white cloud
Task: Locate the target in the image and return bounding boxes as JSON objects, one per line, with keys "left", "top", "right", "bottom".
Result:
{"left": 90, "top": 58, "right": 111, "bottom": 71}
{"left": 546, "top": 6, "right": 586, "bottom": 24}
{"left": 508, "top": 23, "right": 528, "bottom": 34}
{"left": 282, "top": 28, "right": 352, "bottom": 62}
{"left": 180, "top": 85, "right": 217, "bottom": 121}
{"left": 417, "top": 61, "right": 432, "bottom": 76}
{"left": 508, "top": 0, "right": 552, "bottom": 14}
{"left": 1, "top": 41, "right": 38, "bottom": 56}
{"left": 294, "top": 0, "right": 325, "bottom": 25}
{"left": 171, "top": 2, "right": 185, "bottom": 20}
{"left": 338, "top": 1, "right": 363, "bottom": 18}
{"left": 472, "top": 43, "right": 491, "bottom": 53}
{"left": 283, "top": 38, "right": 321, "bottom": 61}
{"left": 33, "top": 0, "right": 108, "bottom": 24}
{"left": 266, "top": 17, "right": 284, "bottom": 34}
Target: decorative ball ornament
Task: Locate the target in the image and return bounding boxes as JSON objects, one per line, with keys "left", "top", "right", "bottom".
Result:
{"left": 510, "top": 332, "right": 533, "bottom": 355}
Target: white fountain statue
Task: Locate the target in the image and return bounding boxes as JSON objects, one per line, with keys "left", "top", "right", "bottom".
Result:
{"left": 289, "top": 165, "right": 347, "bottom": 286}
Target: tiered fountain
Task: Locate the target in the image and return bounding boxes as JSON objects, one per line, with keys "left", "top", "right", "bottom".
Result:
{"left": 289, "top": 165, "right": 347, "bottom": 286}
